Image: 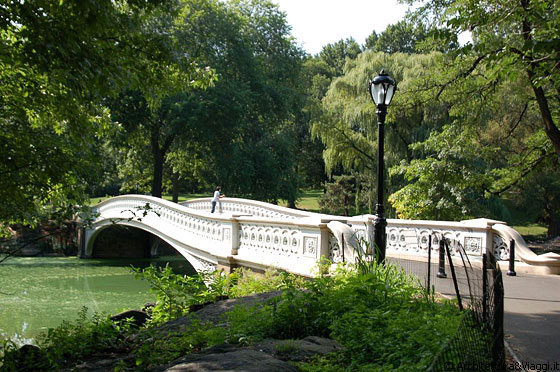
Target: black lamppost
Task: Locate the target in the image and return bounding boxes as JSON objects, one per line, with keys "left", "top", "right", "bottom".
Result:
{"left": 369, "top": 69, "right": 396, "bottom": 263}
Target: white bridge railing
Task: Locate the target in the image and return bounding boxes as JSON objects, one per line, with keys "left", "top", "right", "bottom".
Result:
{"left": 83, "top": 195, "right": 560, "bottom": 276}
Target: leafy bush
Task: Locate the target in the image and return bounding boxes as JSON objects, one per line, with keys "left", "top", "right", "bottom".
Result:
{"left": 222, "top": 260, "right": 464, "bottom": 371}
{"left": 132, "top": 264, "right": 306, "bottom": 325}
{"left": 224, "top": 267, "right": 306, "bottom": 298}
{"left": 132, "top": 264, "right": 221, "bottom": 324}
{"left": 1, "top": 307, "right": 135, "bottom": 371}
{"left": 131, "top": 320, "right": 227, "bottom": 369}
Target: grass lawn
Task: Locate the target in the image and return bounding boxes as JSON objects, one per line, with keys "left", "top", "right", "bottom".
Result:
{"left": 512, "top": 223, "right": 548, "bottom": 240}
{"left": 279, "top": 189, "right": 322, "bottom": 212}
{"left": 89, "top": 190, "right": 324, "bottom": 212}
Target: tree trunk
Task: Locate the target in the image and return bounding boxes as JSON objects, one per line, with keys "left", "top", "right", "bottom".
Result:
{"left": 172, "top": 172, "right": 179, "bottom": 203}
{"left": 529, "top": 82, "right": 560, "bottom": 159}
{"left": 151, "top": 127, "right": 164, "bottom": 198}
{"left": 544, "top": 198, "right": 560, "bottom": 238}
{"left": 548, "top": 219, "right": 560, "bottom": 238}
{"left": 151, "top": 149, "right": 164, "bottom": 198}
{"left": 519, "top": 3, "right": 560, "bottom": 159}
{"left": 150, "top": 121, "right": 175, "bottom": 199}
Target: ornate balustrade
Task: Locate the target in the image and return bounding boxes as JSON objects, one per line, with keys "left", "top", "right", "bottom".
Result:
{"left": 182, "top": 197, "right": 318, "bottom": 220}
{"left": 83, "top": 195, "right": 560, "bottom": 276}
{"left": 348, "top": 217, "right": 492, "bottom": 260}
{"left": 84, "top": 195, "right": 341, "bottom": 276}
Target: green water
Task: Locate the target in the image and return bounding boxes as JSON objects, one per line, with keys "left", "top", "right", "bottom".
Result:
{"left": 0, "top": 256, "right": 191, "bottom": 345}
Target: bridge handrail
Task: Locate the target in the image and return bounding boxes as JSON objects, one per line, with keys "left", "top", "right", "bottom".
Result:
{"left": 94, "top": 195, "right": 233, "bottom": 221}
{"left": 87, "top": 195, "right": 351, "bottom": 277}
{"left": 182, "top": 197, "right": 337, "bottom": 220}
{"left": 492, "top": 223, "right": 560, "bottom": 266}
{"left": 87, "top": 195, "right": 560, "bottom": 275}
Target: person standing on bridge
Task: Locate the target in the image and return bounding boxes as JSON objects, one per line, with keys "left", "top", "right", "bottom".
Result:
{"left": 211, "top": 186, "right": 225, "bottom": 213}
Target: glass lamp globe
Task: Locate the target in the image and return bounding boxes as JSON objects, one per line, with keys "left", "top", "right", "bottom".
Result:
{"left": 369, "top": 69, "right": 396, "bottom": 106}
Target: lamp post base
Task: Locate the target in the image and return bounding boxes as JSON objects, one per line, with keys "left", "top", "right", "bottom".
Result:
{"left": 373, "top": 214, "right": 387, "bottom": 263}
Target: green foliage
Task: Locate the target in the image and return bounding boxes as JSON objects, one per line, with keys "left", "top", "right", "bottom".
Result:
{"left": 132, "top": 264, "right": 215, "bottom": 324}
{"left": 365, "top": 19, "right": 458, "bottom": 54}
{"left": 132, "top": 264, "right": 306, "bottom": 325}
{"left": 319, "top": 175, "right": 356, "bottom": 216}
{"left": 318, "top": 38, "right": 362, "bottom": 76}
{"left": 389, "top": 124, "right": 494, "bottom": 220}
{"left": 101, "top": 0, "right": 306, "bottom": 202}
{"left": 222, "top": 260, "right": 463, "bottom": 371}
{"left": 224, "top": 267, "right": 306, "bottom": 298}
{"left": 2, "top": 260, "right": 466, "bottom": 371}
{"left": 1, "top": 307, "right": 134, "bottom": 371}
{"left": 132, "top": 321, "right": 227, "bottom": 369}
{"left": 383, "top": 0, "right": 560, "bottom": 229}
{"left": 0, "top": 0, "right": 212, "bottom": 228}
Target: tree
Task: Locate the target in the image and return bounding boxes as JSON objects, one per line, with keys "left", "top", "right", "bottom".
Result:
{"left": 317, "top": 38, "right": 362, "bottom": 76}
{"left": 180, "top": 0, "right": 305, "bottom": 203}
{"left": 387, "top": 0, "right": 560, "bottom": 233}
{"left": 365, "top": 19, "right": 458, "bottom": 54}
{"left": 0, "top": 0, "right": 210, "bottom": 229}
{"left": 405, "top": 0, "right": 560, "bottom": 158}
{"left": 105, "top": 0, "right": 305, "bottom": 203}
{"left": 298, "top": 39, "right": 369, "bottom": 196}
{"left": 319, "top": 175, "right": 356, "bottom": 216}
{"left": 312, "top": 51, "right": 447, "bottom": 214}
{"left": 107, "top": 91, "right": 210, "bottom": 198}
{"left": 389, "top": 125, "right": 493, "bottom": 220}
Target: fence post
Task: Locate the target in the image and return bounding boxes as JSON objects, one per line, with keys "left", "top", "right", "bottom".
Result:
{"left": 342, "top": 233, "right": 345, "bottom": 263}
{"left": 445, "top": 240, "right": 463, "bottom": 311}
{"left": 492, "top": 261, "right": 506, "bottom": 371}
{"left": 437, "top": 238, "right": 447, "bottom": 278}
{"left": 507, "top": 239, "right": 516, "bottom": 276}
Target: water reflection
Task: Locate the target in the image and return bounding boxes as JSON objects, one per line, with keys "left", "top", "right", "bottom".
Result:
{"left": 0, "top": 255, "right": 193, "bottom": 345}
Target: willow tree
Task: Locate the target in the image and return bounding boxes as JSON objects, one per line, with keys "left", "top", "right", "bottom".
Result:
{"left": 312, "top": 51, "right": 446, "bottom": 214}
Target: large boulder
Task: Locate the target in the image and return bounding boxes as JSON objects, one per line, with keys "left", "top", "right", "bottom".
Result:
{"left": 110, "top": 309, "right": 150, "bottom": 328}
{"left": 162, "top": 347, "right": 299, "bottom": 372}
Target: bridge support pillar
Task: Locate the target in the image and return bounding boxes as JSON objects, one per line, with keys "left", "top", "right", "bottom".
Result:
{"left": 319, "top": 224, "right": 331, "bottom": 261}
{"left": 216, "top": 256, "right": 239, "bottom": 274}
{"left": 77, "top": 225, "right": 87, "bottom": 258}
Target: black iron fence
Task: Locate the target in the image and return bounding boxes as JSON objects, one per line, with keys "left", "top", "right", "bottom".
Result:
{"left": 388, "top": 236, "right": 505, "bottom": 372}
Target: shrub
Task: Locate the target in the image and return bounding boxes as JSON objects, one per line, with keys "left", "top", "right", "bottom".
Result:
{"left": 0, "top": 307, "right": 135, "bottom": 371}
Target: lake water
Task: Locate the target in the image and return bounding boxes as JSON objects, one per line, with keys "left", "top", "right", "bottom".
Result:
{"left": 0, "top": 255, "right": 192, "bottom": 345}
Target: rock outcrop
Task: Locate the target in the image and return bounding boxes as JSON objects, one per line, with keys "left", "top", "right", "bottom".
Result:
{"left": 57, "top": 291, "right": 341, "bottom": 371}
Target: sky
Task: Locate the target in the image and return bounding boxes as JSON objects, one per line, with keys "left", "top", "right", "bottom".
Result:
{"left": 271, "top": 0, "right": 411, "bottom": 55}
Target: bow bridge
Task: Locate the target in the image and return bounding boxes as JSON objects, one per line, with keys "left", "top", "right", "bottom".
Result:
{"left": 81, "top": 195, "right": 560, "bottom": 276}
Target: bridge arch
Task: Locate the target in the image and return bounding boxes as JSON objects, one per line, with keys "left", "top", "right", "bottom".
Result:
{"left": 85, "top": 217, "right": 219, "bottom": 274}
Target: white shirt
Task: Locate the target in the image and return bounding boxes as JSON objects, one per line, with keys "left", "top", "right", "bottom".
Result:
{"left": 212, "top": 190, "right": 220, "bottom": 202}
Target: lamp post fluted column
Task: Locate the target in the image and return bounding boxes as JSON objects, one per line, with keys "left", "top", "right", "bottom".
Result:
{"left": 369, "top": 69, "right": 396, "bottom": 264}
{"left": 374, "top": 103, "right": 387, "bottom": 263}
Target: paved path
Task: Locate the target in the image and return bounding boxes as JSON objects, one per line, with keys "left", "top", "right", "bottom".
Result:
{"left": 390, "top": 257, "right": 560, "bottom": 369}
{"left": 501, "top": 273, "right": 560, "bottom": 368}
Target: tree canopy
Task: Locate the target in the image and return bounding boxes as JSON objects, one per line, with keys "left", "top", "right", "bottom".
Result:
{"left": 2, "top": 0, "right": 559, "bottom": 238}
{"left": 0, "top": 0, "right": 211, "bottom": 229}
